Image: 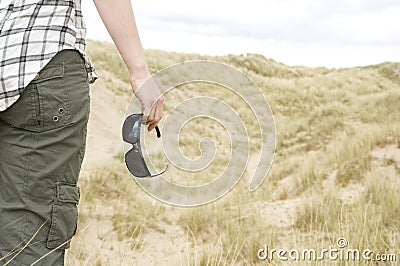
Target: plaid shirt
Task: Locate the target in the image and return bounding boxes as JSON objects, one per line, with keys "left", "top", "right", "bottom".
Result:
{"left": 0, "top": 0, "right": 97, "bottom": 111}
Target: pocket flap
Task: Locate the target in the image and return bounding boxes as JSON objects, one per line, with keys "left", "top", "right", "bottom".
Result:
{"left": 57, "top": 183, "right": 80, "bottom": 204}
{"left": 31, "top": 63, "right": 64, "bottom": 83}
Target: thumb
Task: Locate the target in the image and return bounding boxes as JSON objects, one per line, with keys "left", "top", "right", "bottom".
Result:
{"left": 142, "top": 105, "right": 151, "bottom": 124}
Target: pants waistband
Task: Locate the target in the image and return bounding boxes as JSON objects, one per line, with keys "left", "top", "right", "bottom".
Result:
{"left": 47, "top": 49, "right": 85, "bottom": 66}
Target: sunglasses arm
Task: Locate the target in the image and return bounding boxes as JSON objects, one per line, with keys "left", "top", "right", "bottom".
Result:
{"left": 150, "top": 163, "right": 169, "bottom": 177}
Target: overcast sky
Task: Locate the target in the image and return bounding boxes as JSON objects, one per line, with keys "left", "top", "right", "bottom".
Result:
{"left": 82, "top": 0, "right": 400, "bottom": 68}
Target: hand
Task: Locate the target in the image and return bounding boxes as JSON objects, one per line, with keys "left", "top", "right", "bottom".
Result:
{"left": 130, "top": 75, "right": 164, "bottom": 131}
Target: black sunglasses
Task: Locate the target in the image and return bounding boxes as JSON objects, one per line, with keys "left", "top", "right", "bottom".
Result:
{"left": 122, "top": 113, "right": 168, "bottom": 177}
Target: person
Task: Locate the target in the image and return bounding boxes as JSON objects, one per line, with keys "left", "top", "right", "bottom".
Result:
{"left": 0, "top": 0, "right": 164, "bottom": 264}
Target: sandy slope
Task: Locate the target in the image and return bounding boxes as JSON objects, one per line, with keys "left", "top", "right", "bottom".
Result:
{"left": 82, "top": 73, "right": 128, "bottom": 168}
{"left": 72, "top": 76, "right": 309, "bottom": 265}
{"left": 69, "top": 72, "right": 190, "bottom": 265}
{"left": 68, "top": 64, "right": 400, "bottom": 265}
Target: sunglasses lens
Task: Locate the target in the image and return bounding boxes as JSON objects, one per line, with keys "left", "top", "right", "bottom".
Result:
{"left": 125, "top": 149, "right": 151, "bottom": 177}
{"left": 122, "top": 114, "right": 141, "bottom": 143}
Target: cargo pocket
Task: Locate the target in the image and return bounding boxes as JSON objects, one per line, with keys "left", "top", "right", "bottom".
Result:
{"left": 31, "top": 62, "right": 74, "bottom": 131}
{"left": 0, "top": 62, "right": 71, "bottom": 132}
{"left": 47, "top": 183, "right": 80, "bottom": 250}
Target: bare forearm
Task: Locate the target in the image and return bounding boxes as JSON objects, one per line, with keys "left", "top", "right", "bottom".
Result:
{"left": 93, "top": 0, "right": 150, "bottom": 83}
{"left": 93, "top": 0, "right": 163, "bottom": 130}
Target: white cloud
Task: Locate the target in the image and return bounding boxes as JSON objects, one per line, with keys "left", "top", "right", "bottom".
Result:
{"left": 82, "top": 0, "right": 400, "bottom": 67}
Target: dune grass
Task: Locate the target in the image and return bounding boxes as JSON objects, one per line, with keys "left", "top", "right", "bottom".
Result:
{"left": 65, "top": 40, "right": 400, "bottom": 265}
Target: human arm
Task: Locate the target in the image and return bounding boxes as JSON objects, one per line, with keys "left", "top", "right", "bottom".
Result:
{"left": 92, "top": 0, "right": 163, "bottom": 131}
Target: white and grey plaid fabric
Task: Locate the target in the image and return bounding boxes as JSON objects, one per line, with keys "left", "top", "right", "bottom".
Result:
{"left": 0, "top": 0, "right": 97, "bottom": 111}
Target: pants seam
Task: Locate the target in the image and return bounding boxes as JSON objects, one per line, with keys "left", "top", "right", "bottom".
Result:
{"left": 21, "top": 132, "right": 35, "bottom": 241}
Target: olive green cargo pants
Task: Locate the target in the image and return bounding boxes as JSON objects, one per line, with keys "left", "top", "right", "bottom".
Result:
{"left": 0, "top": 50, "right": 90, "bottom": 265}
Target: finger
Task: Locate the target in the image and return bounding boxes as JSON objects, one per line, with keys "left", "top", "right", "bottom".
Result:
{"left": 141, "top": 113, "right": 149, "bottom": 125}
{"left": 154, "top": 97, "right": 164, "bottom": 122}
{"left": 147, "top": 104, "right": 156, "bottom": 124}
{"left": 146, "top": 96, "right": 163, "bottom": 127}
{"left": 147, "top": 122, "right": 156, "bottom": 131}
{"left": 147, "top": 99, "right": 164, "bottom": 131}
{"left": 141, "top": 105, "right": 151, "bottom": 124}
{"left": 147, "top": 107, "right": 161, "bottom": 131}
